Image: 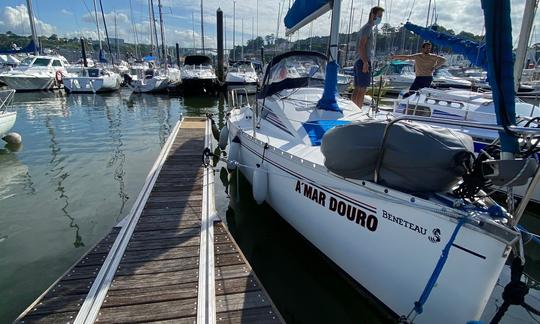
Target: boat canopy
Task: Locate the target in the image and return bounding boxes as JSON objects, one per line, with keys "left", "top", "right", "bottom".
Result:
{"left": 284, "top": 0, "right": 332, "bottom": 36}
{"left": 0, "top": 39, "right": 39, "bottom": 55}
{"left": 404, "top": 22, "right": 487, "bottom": 69}
{"left": 184, "top": 55, "right": 212, "bottom": 66}
{"left": 260, "top": 51, "right": 327, "bottom": 98}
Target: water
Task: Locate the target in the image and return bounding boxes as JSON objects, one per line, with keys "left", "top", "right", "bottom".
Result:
{"left": 1, "top": 89, "right": 539, "bottom": 323}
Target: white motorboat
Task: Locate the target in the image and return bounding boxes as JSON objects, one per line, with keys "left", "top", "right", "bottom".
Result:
{"left": 432, "top": 68, "right": 473, "bottom": 89}
{"left": 0, "top": 89, "right": 16, "bottom": 136}
{"left": 0, "top": 55, "right": 69, "bottom": 91}
{"left": 181, "top": 55, "right": 218, "bottom": 93}
{"left": 376, "top": 60, "right": 416, "bottom": 94}
{"left": 127, "top": 67, "right": 170, "bottom": 93}
{"left": 219, "top": 0, "right": 540, "bottom": 321}
{"left": 63, "top": 67, "right": 122, "bottom": 93}
{"left": 392, "top": 88, "right": 540, "bottom": 202}
{"left": 225, "top": 61, "right": 259, "bottom": 94}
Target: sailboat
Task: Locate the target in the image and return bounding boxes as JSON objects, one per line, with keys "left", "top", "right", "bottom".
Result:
{"left": 221, "top": 0, "right": 539, "bottom": 322}
{"left": 63, "top": 0, "right": 121, "bottom": 94}
{"left": 0, "top": 89, "right": 16, "bottom": 137}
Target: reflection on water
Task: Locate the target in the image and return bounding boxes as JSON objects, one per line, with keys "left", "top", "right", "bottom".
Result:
{"left": 0, "top": 89, "right": 185, "bottom": 323}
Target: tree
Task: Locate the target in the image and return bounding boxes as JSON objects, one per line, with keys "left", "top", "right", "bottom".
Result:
{"left": 49, "top": 34, "right": 58, "bottom": 41}
{"left": 265, "top": 34, "right": 275, "bottom": 46}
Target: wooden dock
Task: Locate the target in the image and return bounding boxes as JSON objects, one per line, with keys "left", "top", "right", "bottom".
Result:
{"left": 17, "top": 117, "right": 282, "bottom": 324}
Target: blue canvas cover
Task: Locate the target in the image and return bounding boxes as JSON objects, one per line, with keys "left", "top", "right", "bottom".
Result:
{"left": 318, "top": 60, "right": 341, "bottom": 112}
{"left": 303, "top": 119, "right": 351, "bottom": 146}
{"left": 481, "top": 0, "right": 518, "bottom": 153}
{"left": 0, "top": 39, "right": 38, "bottom": 55}
{"left": 404, "top": 22, "right": 488, "bottom": 69}
{"left": 284, "top": 0, "right": 331, "bottom": 30}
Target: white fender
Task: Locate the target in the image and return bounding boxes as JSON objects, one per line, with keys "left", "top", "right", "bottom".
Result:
{"left": 227, "top": 137, "right": 240, "bottom": 170}
{"left": 2, "top": 132, "right": 22, "bottom": 144}
{"left": 218, "top": 124, "right": 229, "bottom": 149}
{"left": 252, "top": 164, "right": 267, "bottom": 205}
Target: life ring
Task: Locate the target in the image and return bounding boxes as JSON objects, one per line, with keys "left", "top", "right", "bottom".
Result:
{"left": 55, "top": 70, "right": 63, "bottom": 82}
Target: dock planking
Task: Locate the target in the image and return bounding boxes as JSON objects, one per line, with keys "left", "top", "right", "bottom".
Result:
{"left": 16, "top": 117, "right": 282, "bottom": 324}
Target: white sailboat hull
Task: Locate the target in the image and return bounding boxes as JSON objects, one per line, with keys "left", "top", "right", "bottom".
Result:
{"left": 63, "top": 75, "right": 121, "bottom": 93}
{"left": 227, "top": 108, "right": 515, "bottom": 323}
{"left": 129, "top": 77, "right": 169, "bottom": 93}
{"left": 0, "top": 111, "right": 16, "bottom": 136}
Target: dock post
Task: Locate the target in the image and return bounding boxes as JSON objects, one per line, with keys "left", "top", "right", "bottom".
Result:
{"left": 175, "top": 43, "right": 180, "bottom": 68}
{"left": 217, "top": 8, "right": 224, "bottom": 82}
{"left": 80, "top": 38, "right": 88, "bottom": 67}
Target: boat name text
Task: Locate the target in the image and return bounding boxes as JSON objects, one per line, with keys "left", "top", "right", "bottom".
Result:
{"left": 295, "top": 180, "right": 378, "bottom": 232}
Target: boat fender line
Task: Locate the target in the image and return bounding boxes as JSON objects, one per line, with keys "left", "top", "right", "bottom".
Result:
{"left": 405, "top": 217, "right": 467, "bottom": 322}
{"left": 227, "top": 137, "right": 241, "bottom": 171}
{"left": 218, "top": 124, "right": 229, "bottom": 149}
{"left": 489, "top": 255, "right": 540, "bottom": 323}
{"left": 252, "top": 163, "right": 268, "bottom": 205}
{"left": 260, "top": 142, "right": 269, "bottom": 165}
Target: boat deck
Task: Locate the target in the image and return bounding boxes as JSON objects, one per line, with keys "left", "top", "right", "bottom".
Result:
{"left": 16, "top": 117, "right": 282, "bottom": 324}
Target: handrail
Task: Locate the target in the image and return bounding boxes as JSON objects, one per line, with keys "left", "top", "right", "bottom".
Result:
{"left": 0, "top": 89, "right": 15, "bottom": 113}
{"left": 373, "top": 115, "right": 540, "bottom": 183}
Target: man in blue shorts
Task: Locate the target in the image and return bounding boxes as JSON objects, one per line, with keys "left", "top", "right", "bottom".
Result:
{"left": 352, "top": 6, "right": 384, "bottom": 108}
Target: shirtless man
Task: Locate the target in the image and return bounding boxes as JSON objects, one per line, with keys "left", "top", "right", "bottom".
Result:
{"left": 351, "top": 6, "right": 384, "bottom": 109}
{"left": 391, "top": 42, "right": 446, "bottom": 95}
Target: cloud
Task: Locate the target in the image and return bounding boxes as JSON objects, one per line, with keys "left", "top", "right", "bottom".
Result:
{"left": 61, "top": 9, "right": 73, "bottom": 16}
{"left": 0, "top": 4, "right": 56, "bottom": 36}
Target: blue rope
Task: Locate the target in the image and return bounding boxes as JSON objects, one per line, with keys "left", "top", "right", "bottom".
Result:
{"left": 413, "top": 218, "right": 467, "bottom": 315}
{"left": 517, "top": 225, "right": 540, "bottom": 245}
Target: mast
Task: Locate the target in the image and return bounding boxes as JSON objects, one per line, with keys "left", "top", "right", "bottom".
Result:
{"left": 328, "top": 0, "right": 342, "bottom": 61}
{"left": 129, "top": 0, "right": 139, "bottom": 59}
{"left": 99, "top": 0, "right": 114, "bottom": 65}
{"left": 256, "top": 0, "right": 259, "bottom": 40}
{"left": 26, "top": 0, "right": 39, "bottom": 55}
{"left": 92, "top": 0, "right": 102, "bottom": 51}
{"left": 114, "top": 12, "right": 119, "bottom": 60}
{"left": 233, "top": 1, "right": 236, "bottom": 60}
{"left": 150, "top": 0, "right": 160, "bottom": 59}
{"left": 200, "top": 0, "right": 205, "bottom": 55}
{"left": 241, "top": 18, "right": 244, "bottom": 59}
{"left": 158, "top": 0, "right": 166, "bottom": 63}
{"left": 514, "top": 0, "right": 538, "bottom": 91}
{"left": 148, "top": 0, "right": 155, "bottom": 56}
{"left": 344, "top": 0, "right": 355, "bottom": 67}
{"left": 192, "top": 11, "right": 196, "bottom": 52}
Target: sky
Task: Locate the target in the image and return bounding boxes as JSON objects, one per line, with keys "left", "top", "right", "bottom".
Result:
{"left": 1, "top": 0, "right": 539, "bottom": 50}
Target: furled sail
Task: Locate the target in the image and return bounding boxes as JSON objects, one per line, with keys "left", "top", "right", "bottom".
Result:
{"left": 404, "top": 22, "right": 488, "bottom": 69}
{"left": 0, "top": 39, "right": 39, "bottom": 55}
{"left": 284, "top": 0, "right": 332, "bottom": 36}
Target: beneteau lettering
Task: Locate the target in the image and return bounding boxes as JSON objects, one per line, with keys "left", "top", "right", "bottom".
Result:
{"left": 382, "top": 210, "right": 427, "bottom": 235}
{"left": 294, "top": 180, "right": 378, "bottom": 232}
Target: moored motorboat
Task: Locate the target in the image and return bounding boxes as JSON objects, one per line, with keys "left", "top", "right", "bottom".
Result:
{"left": 181, "top": 55, "right": 218, "bottom": 93}
{"left": 225, "top": 61, "right": 259, "bottom": 94}
{"left": 0, "top": 56, "right": 69, "bottom": 91}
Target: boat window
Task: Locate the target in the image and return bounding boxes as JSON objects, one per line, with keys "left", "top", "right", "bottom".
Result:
{"left": 405, "top": 105, "right": 431, "bottom": 116}
{"left": 267, "top": 55, "right": 325, "bottom": 84}
{"left": 33, "top": 58, "right": 51, "bottom": 66}
{"left": 229, "top": 62, "right": 255, "bottom": 74}
{"left": 52, "top": 60, "right": 62, "bottom": 67}
{"left": 20, "top": 57, "right": 34, "bottom": 66}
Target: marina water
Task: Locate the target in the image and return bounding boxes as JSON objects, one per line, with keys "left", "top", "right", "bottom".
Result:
{"left": 0, "top": 90, "right": 539, "bottom": 323}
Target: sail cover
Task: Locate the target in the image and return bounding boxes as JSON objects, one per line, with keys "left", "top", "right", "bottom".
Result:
{"left": 0, "top": 39, "right": 38, "bottom": 55}
{"left": 284, "top": 0, "right": 331, "bottom": 36}
{"left": 404, "top": 22, "right": 488, "bottom": 69}
{"left": 481, "top": 0, "right": 518, "bottom": 153}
